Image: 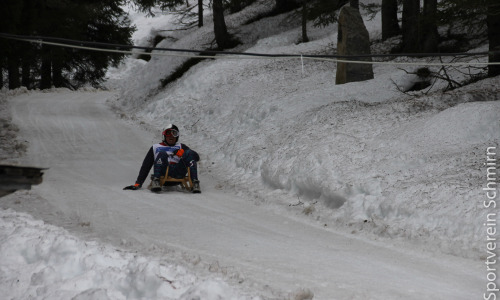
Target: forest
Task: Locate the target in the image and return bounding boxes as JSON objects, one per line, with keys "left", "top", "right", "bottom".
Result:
{"left": 0, "top": 0, "right": 499, "bottom": 90}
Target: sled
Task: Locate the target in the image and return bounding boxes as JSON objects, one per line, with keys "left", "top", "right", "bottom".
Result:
{"left": 148, "top": 166, "right": 194, "bottom": 192}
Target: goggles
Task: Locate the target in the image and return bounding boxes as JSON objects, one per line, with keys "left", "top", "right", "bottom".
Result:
{"left": 163, "top": 129, "right": 179, "bottom": 137}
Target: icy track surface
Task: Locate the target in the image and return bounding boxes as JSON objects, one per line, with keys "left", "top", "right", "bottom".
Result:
{"left": 2, "top": 90, "right": 483, "bottom": 299}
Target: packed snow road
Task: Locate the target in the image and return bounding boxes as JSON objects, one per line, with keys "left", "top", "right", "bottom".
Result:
{"left": 4, "top": 90, "right": 483, "bottom": 299}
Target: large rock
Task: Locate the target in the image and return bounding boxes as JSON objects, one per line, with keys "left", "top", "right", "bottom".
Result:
{"left": 336, "top": 6, "right": 374, "bottom": 84}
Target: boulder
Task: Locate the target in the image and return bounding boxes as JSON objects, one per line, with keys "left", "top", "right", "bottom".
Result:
{"left": 336, "top": 6, "right": 374, "bottom": 84}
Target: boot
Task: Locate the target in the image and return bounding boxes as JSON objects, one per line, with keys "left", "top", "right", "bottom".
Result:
{"left": 151, "top": 177, "right": 162, "bottom": 192}
{"left": 192, "top": 180, "right": 201, "bottom": 193}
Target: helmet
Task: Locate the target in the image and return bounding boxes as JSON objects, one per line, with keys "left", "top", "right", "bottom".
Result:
{"left": 162, "top": 124, "right": 179, "bottom": 144}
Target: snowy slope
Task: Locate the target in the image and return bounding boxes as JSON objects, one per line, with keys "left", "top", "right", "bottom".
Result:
{"left": 1, "top": 0, "right": 499, "bottom": 299}
{"left": 112, "top": 0, "right": 500, "bottom": 259}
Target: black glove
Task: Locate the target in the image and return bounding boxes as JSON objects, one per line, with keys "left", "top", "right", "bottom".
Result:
{"left": 123, "top": 183, "right": 141, "bottom": 190}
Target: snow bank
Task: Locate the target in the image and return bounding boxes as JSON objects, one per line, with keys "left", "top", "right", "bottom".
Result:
{"left": 0, "top": 88, "right": 31, "bottom": 163}
{"left": 0, "top": 209, "right": 252, "bottom": 300}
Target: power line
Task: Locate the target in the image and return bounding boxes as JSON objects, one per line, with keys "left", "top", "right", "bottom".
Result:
{"left": 1, "top": 32, "right": 499, "bottom": 67}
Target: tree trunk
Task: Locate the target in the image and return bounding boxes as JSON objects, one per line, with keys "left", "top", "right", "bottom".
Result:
{"left": 7, "top": 52, "right": 20, "bottom": 89}
{"left": 21, "top": 59, "right": 32, "bottom": 89}
{"left": 487, "top": 3, "right": 500, "bottom": 77}
{"left": 20, "top": 42, "right": 35, "bottom": 89}
{"left": 402, "top": 0, "right": 420, "bottom": 53}
{"left": 52, "top": 49, "right": 64, "bottom": 88}
{"left": 198, "top": 0, "right": 203, "bottom": 27}
{"left": 301, "top": 1, "right": 309, "bottom": 43}
{"left": 212, "top": 0, "right": 230, "bottom": 49}
{"left": 40, "top": 46, "right": 52, "bottom": 90}
{"left": 382, "top": 0, "right": 399, "bottom": 41}
{"left": 421, "top": 0, "right": 438, "bottom": 53}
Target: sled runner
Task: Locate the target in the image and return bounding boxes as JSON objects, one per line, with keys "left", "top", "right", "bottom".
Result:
{"left": 147, "top": 166, "right": 194, "bottom": 192}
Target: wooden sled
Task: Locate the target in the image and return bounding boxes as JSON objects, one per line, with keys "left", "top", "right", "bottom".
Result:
{"left": 148, "top": 166, "right": 193, "bottom": 192}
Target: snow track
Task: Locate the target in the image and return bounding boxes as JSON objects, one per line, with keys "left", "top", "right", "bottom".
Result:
{"left": 3, "top": 90, "right": 484, "bottom": 299}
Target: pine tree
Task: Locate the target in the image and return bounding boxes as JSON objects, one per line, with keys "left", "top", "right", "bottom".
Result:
{"left": 65, "top": 0, "right": 134, "bottom": 88}
{"left": 438, "top": 0, "right": 500, "bottom": 76}
{"left": 0, "top": 0, "right": 24, "bottom": 89}
{"left": 1, "top": 0, "right": 134, "bottom": 89}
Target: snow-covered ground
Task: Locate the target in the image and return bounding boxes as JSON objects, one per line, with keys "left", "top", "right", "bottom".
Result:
{"left": 1, "top": 0, "right": 499, "bottom": 299}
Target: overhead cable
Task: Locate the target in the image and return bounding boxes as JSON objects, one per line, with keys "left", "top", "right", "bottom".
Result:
{"left": 1, "top": 32, "right": 499, "bottom": 67}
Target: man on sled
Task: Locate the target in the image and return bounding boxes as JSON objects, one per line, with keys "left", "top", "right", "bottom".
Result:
{"left": 124, "top": 124, "right": 201, "bottom": 193}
